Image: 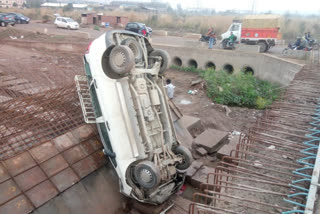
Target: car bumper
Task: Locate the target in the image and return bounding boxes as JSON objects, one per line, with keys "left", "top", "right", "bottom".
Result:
{"left": 70, "top": 25, "right": 79, "bottom": 29}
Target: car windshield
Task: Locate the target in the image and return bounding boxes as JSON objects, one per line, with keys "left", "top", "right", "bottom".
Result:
{"left": 16, "top": 13, "right": 23, "bottom": 16}
{"left": 66, "top": 18, "right": 76, "bottom": 23}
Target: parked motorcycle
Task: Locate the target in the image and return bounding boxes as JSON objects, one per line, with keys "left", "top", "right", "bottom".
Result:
{"left": 199, "top": 35, "right": 216, "bottom": 45}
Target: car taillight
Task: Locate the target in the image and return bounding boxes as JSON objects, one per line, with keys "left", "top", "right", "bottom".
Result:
{"left": 142, "top": 30, "right": 146, "bottom": 36}
{"left": 85, "top": 41, "right": 93, "bottom": 54}
{"left": 4, "top": 17, "right": 8, "bottom": 20}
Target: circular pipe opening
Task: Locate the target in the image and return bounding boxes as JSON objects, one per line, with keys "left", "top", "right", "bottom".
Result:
{"left": 205, "top": 61, "right": 216, "bottom": 70}
{"left": 223, "top": 64, "right": 234, "bottom": 74}
{"left": 242, "top": 66, "right": 254, "bottom": 75}
{"left": 173, "top": 57, "right": 182, "bottom": 67}
{"left": 188, "top": 59, "right": 198, "bottom": 68}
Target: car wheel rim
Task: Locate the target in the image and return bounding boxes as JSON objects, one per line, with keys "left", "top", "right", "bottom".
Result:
{"left": 139, "top": 169, "right": 153, "bottom": 184}
{"left": 113, "top": 50, "right": 126, "bottom": 68}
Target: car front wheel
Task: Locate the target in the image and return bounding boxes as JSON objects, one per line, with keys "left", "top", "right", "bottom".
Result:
{"left": 134, "top": 161, "right": 161, "bottom": 189}
{"left": 108, "top": 45, "right": 135, "bottom": 75}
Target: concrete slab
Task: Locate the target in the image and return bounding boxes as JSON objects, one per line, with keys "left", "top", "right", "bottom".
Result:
{"left": 186, "top": 160, "right": 203, "bottom": 178}
{"left": 63, "top": 145, "right": 87, "bottom": 164}
{"left": 71, "top": 125, "right": 96, "bottom": 143}
{"left": 26, "top": 180, "right": 58, "bottom": 208}
{"left": 196, "top": 147, "right": 208, "bottom": 156}
{"left": 81, "top": 138, "right": 103, "bottom": 154}
{"left": 0, "top": 195, "right": 33, "bottom": 214}
{"left": 194, "top": 129, "right": 229, "bottom": 153}
{"left": 179, "top": 115, "right": 201, "bottom": 132}
{"left": 167, "top": 195, "right": 192, "bottom": 214}
{"left": 14, "top": 166, "right": 47, "bottom": 191}
{"left": 174, "top": 119, "right": 193, "bottom": 149}
{"left": 40, "top": 155, "right": 68, "bottom": 177}
{"left": 0, "top": 179, "right": 21, "bottom": 204}
{"left": 217, "top": 135, "right": 240, "bottom": 157}
{"left": 32, "top": 165, "right": 127, "bottom": 214}
{"left": 51, "top": 167, "right": 79, "bottom": 192}
{"left": 72, "top": 156, "right": 97, "bottom": 178}
{"left": 52, "top": 132, "right": 79, "bottom": 152}
{"left": 29, "top": 141, "right": 59, "bottom": 163}
{"left": 189, "top": 166, "right": 214, "bottom": 188}
{"left": 0, "top": 163, "right": 10, "bottom": 183}
{"left": 3, "top": 152, "right": 36, "bottom": 176}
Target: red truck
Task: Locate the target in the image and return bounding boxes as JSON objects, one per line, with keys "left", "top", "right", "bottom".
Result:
{"left": 220, "top": 15, "right": 281, "bottom": 52}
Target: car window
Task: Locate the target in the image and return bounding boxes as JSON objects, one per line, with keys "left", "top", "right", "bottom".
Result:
{"left": 127, "top": 23, "right": 135, "bottom": 28}
{"left": 231, "top": 24, "right": 240, "bottom": 31}
{"left": 66, "top": 18, "right": 75, "bottom": 23}
{"left": 62, "top": 19, "right": 67, "bottom": 23}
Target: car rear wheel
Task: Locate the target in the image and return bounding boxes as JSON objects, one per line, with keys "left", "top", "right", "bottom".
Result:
{"left": 150, "top": 49, "right": 170, "bottom": 75}
{"left": 121, "top": 38, "right": 143, "bottom": 62}
{"left": 109, "top": 45, "right": 135, "bottom": 75}
{"left": 134, "top": 161, "right": 161, "bottom": 189}
{"left": 173, "top": 145, "right": 193, "bottom": 170}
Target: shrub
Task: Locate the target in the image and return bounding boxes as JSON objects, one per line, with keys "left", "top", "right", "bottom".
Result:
{"left": 94, "top": 25, "right": 100, "bottom": 31}
{"left": 171, "top": 66, "right": 281, "bottom": 109}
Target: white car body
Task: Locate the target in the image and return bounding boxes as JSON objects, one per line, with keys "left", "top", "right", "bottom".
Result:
{"left": 79, "top": 31, "right": 191, "bottom": 204}
{"left": 54, "top": 17, "right": 79, "bottom": 29}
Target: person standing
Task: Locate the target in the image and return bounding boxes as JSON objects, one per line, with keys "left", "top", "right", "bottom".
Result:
{"left": 165, "top": 79, "right": 175, "bottom": 100}
{"left": 206, "top": 27, "right": 216, "bottom": 49}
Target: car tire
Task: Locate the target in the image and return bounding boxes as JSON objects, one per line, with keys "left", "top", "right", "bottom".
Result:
{"left": 134, "top": 160, "right": 161, "bottom": 189}
{"left": 121, "top": 38, "right": 143, "bottom": 62}
{"left": 150, "top": 49, "right": 170, "bottom": 75}
{"left": 1, "top": 22, "right": 5, "bottom": 27}
{"left": 109, "top": 45, "right": 135, "bottom": 75}
{"left": 11, "top": 23, "right": 15, "bottom": 27}
{"left": 173, "top": 145, "right": 193, "bottom": 170}
{"left": 67, "top": 25, "right": 71, "bottom": 30}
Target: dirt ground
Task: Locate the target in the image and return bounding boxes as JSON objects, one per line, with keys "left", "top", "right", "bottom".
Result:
{"left": 165, "top": 69, "right": 261, "bottom": 133}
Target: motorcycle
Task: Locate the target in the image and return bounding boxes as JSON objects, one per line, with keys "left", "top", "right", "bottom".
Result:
{"left": 199, "top": 35, "right": 216, "bottom": 45}
{"left": 220, "top": 37, "right": 237, "bottom": 50}
{"left": 308, "top": 39, "right": 319, "bottom": 50}
{"left": 282, "top": 42, "right": 313, "bottom": 56}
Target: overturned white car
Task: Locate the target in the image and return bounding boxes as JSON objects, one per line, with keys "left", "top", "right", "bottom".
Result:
{"left": 75, "top": 30, "right": 192, "bottom": 204}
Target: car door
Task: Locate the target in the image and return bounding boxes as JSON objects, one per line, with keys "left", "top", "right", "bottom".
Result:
{"left": 62, "top": 18, "right": 68, "bottom": 28}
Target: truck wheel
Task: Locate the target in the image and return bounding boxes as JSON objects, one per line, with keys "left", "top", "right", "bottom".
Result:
{"left": 121, "top": 38, "right": 143, "bottom": 62}
{"left": 109, "top": 45, "right": 135, "bottom": 75}
{"left": 257, "top": 41, "right": 267, "bottom": 53}
{"left": 134, "top": 161, "right": 161, "bottom": 189}
{"left": 173, "top": 145, "right": 193, "bottom": 170}
{"left": 150, "top": 49, "right": 170, "bottom": 75}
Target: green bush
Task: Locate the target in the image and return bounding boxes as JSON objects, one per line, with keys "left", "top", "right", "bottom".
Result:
{"left": 171, "top": 66, "right": 281, "bottom": 109}
{"left": 94, "top": 26, "right": 100, "bottom": 31}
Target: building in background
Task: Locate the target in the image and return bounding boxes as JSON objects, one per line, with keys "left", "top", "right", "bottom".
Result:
{"left": 40, "top": 3, "right": 88, "bottom": 10}
{"left": 0, "top": 0, "right": 26, "bottom": 8}
{"left": 81, "top": 13, "right": 128, "bottom": 27}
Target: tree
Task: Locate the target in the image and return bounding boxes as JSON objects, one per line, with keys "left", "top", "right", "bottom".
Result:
{"left": 63, "top": 3, "right": 73, "bottom": 12}
{"left": 177, "top": 4, "right": 182, "bottom": 14}
{"left": 27, "top": 0, "right": 42, "bottom": 8}
{"left": 12, "top": 2, "right": 18, "bottom": 7}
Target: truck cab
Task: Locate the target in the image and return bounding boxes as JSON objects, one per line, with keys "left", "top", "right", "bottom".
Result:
{"left": 221, "top": 22, "right": 242, "bottom": 43}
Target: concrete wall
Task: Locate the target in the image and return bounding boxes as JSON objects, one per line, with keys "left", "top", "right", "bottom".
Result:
{"left": 154, "top": 44, "right": 304, "bottom": 86}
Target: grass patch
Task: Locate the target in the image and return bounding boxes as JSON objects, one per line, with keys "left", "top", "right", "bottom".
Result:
{"left": 171, "top": 66, "right": 281, "bottom": 109}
